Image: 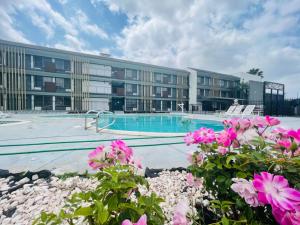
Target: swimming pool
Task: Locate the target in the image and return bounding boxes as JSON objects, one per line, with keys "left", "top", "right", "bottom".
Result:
{"left": 98, "top": 114, "right": 223, "bottom": 134}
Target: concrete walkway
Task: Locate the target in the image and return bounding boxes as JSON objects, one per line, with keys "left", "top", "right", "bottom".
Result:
{"left": 0, "top": 113, "right": 299, "bottom": 174}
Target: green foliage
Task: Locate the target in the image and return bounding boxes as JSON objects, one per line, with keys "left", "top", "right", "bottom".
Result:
{"left": 33, "top": 165, "right": 165, "bottom": 225}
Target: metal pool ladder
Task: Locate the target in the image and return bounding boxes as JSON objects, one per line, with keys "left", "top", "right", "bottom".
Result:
{"left": 84, "top": 110, "right": 115, "bottom": 133}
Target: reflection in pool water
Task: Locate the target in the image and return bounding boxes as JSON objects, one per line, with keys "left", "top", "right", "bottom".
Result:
{"left": 98, "top": 115, "right": 223, "bottom": 133}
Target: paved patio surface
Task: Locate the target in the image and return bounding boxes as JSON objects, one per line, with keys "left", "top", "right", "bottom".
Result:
{"left": 0, "top": 113, "right": 299, "bottom": 174}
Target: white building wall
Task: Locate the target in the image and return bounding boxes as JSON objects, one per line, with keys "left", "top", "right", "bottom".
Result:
{"left": 188, "top": 69, "right": 197, "bottom": 105}
{"left": 89, "top": 81, "right": 111, "bottom": 94}
{"left": 90, "top": 98, "right": 109, "bottom": 111}
{"left": 84, "top": 64, "right": 111, "bottom": 77}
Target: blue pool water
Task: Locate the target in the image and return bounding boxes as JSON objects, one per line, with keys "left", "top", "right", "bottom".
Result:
{"left": 98, "top": 115, "right": 223, "bottom": 133}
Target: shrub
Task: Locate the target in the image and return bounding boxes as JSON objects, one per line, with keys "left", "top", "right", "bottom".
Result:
{"left": 33, "top": 140, "right": 164, "bottom": 225}
{"left": 186, "top": 116, "right": 300, "bottom": 224}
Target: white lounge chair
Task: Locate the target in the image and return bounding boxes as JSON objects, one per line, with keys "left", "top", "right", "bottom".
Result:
{"left": 224, "top": 105, "right": 237, "bottom": 116}
{"left": 0, "top": 111, "right": 10, "bottom": 119}
{"left": 231, "top": 105, "right": 245, "bottom": 116}
{"left": 218, "top": 105, "right": 236, "bottom": 117}
{"left": 241, "top": 105, "right": 256, "bottom": 117}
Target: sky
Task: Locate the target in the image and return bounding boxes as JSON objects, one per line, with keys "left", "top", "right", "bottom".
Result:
{"left": 0, "top": 0, "right": 300, "bottom": 97}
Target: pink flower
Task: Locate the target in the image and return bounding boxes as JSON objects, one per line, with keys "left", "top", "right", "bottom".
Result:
{"left": 173, "top": 199, "right": 189, "bottom": 225}
{"left": 288, "top": 129, "right": 300, "bottom": 143}
{"left": 277, "top": 139, "right": 292, "bottom": 150}
{"left": 186, "top": 173, "right": 202, "bottom": 188}
{"left": 252, "top": 116, "right": 267, "bottom": 128}
{"left": 265, "top": 116, "right": 280, "bottom": 126}
{"left": 231, "top": 178, "right": 261, "bottom": 207}
{"left": 122, "top": 215, "right": 147, "bottom": 225}
{"left": 272, "top": 207, "right": 300, "bottom": 225}
{"left": 216, "top": 128, "right": 237, "bottom": 147}
{"left": 253, "top": 172, "right": 300, "bottom": 211}
{"left": 272, "top": 127, "right": 290, "bottom": 139}
{"left": 187, "top": 152, "right": 204, "bottom": 166}
{"left": 111, "top": 140, "right": 133, "bottom": 163}
{"left": 184, "top": 132, "right": 194, "bottom": 145}
{"left": 224, "top": 118, "right": 252, "bottom": 134}
{"left": 217, "top": 146, "right": 228, "bottom": 155}
{"left": 88, "top": 146, "right": 107, "bottom": 169}
{"left": 193, "top": 127, "right": 216, "bottom": 144}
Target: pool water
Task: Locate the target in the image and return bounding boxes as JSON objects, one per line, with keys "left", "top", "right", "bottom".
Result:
{"left": 98, "top": 115, "right": 223, "bottom": 133}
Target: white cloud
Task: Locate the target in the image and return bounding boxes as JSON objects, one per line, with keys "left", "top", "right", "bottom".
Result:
{"left": 74, "top": 10, "right": 108, "bottom": 39}
{"left": 0, "top": 1, "right": 32, "bottom": 43}
{"left": 102, "top": 0, "right": 300, "bottom": 97}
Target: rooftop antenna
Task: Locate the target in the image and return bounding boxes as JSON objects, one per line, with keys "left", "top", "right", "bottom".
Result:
{"left": 178, "top": 102, "right": 184, "bottom": 113}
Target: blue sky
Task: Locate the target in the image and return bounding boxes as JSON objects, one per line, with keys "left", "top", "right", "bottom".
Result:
{"left": 0, "top": 0, "right": 300, "bottom": 97}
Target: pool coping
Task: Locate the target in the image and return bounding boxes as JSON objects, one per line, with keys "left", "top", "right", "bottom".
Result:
{"left": 0, "top": 120, "right": 31, "bottom": 127}
{"left": 100, "top": 128, "right": 186, "bottom": 137}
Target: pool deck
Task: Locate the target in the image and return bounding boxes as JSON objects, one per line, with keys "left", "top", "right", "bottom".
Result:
{"left": 0, "top": 113, "right": 300, "bottom": 174}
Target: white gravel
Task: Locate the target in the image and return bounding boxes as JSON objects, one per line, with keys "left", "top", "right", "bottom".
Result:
{"left": 0, "top": 171, "right": 204, "bottom": 225}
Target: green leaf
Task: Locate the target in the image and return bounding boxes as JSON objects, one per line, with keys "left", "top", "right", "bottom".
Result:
{"left": 205, "top": 162, "right": 215, "bottom": 170}
{"left": 74, "top": 206, "right": 93, "bottom": 216}
{"left": 221, "top": 216, "right": 230, "bottom": 225}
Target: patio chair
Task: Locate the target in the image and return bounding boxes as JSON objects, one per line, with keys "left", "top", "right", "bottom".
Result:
{"left": 241, "top": 105, "right": 256, "bottom": 117}
{"left": 230, "top": 105, "right": 245, "bottom": 116}
{"left": 218, "top": 105, "right": 236, "bottom": 117}
{"left": 0, "top": 111, "right": 10, "bottom": 119}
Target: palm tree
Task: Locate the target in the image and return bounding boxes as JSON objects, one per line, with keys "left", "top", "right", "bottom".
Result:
{"left": 247, "top": 68, "right": 264, "bottom": 78}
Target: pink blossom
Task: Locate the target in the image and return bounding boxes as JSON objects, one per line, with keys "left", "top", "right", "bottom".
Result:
{"left": 252, "top": 116, "right": 267, "bottom": 128}
{"left": 272, "top": 207, "right": 300, "bottom": 225}
{"left": 193, "top": 127, "right": 216, "bottom": 144}
{"left": 88, "top": 146, "right": 107, "bottom": 169}
{"left": 184, "top": 132, "right": 194, "bottom": 145}
{"left": 288, "top": 129, "right": 300, "bottom": 143}
{"left": 231, "top": 178, "right": 261, "bottom": 207}
{"left": 216, "top": 128, "right": 237, "bottom": 147}
{"left": 272, "top": 127, "right": 290, "bottom": 139}
{"left": 217, "top": 146, "right": 228, "bottom": 155}
{"left": 122, "top": 215, "right": 147, "bottom": 225}
{"left": 253, "top": 172, "right": 300, "bottom": 211}
{"left": 187, "top": 152, "right": 204, "bottom": 166}
{"left": 111, "top": 140, "right": 133, "bottom": 163}
{"left": 265, "top": 116, "right": 280, "bottom": 126}
{"left": 173, "top": 199, "right": 189, "bottom": 225}
{"left": 224, "top": 118, "right": 252, "bottom": 134}
{"left": 186, "top": 173, "right": 202, "bottom": 188}
{"left": 277, "top": 139, "right": 292, "bottom": 150}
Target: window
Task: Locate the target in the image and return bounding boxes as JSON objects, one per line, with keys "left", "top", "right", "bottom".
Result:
{"left": 34, "top": 76, "right": 43, "bottom": 88}
{"left": 220, "top": 80, "right": 225, "bottom": 87}
{"left": 154, "top": 73, "right": 161, "bottom": 83}
{"left": 26, "top": 75, "right": 31, "bottom": 90}
{"left": 56, "top": 78, "right": 64, "bottom": 91}
{"left": 55, "top": 59, "right": 64, "bottom": 71}
{"left": 112, "top": 67, "right": 125, "bottom": 79}
{"left": 126, "top": 69, "right": 138, "bottom": 80}
{"left": 172, "top": 75, "right": 177, "bottom": 84}
{"left": 64, "top": 60, "right": 71, "bottom": 71}
{"left": 0, "top": 73, "right": 2, "bottom": 86}
{"left": 64, "top": 78, "right": 71, "bottom": 89}
{"left": 200, "top": 76, "right": 205, "bottom": 85}
{"left": 25, "top": 55, "right": 31, "bottom": 69}
{"left": 183, "top": 77, "right": 188, "bottom": 85}
{"left": 33, "top": 55, "right": 43, "bottom": 69}
{"left": 0, "top": 51, "right": 2, "bottom": 65}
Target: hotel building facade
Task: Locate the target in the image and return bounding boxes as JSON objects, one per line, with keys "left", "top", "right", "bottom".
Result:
{"left": 0, "top": 40, "right": 189, "bottom": 112}
{"left": 0, "top": 40, "right": 284, "bottom": 113}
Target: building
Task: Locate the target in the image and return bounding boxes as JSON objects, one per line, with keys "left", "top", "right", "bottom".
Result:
{"left": 188, "top": 68, "right": 246, "bottom": 112}
{"left": 0, "top": 40, "right": 189, "bottom": 112}
{"left": 0, "top": 39, "right": 285, "bottom": 114}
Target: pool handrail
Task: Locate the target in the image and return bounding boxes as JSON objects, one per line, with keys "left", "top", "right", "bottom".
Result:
{"left": 84, "top": 110, "right": 115, "bottom": 132}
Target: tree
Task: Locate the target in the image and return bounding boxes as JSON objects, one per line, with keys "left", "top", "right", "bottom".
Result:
{"left": 247, "top": 68, "right": 264, "bottom": 78}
